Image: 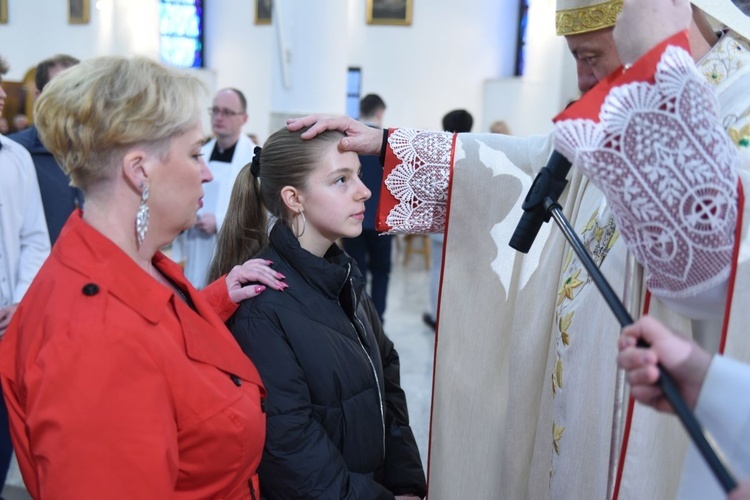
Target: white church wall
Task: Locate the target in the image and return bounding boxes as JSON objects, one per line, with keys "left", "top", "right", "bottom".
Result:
{"left": 345, "top": 0, "right": 518, "bottom": 132}
{"left": 481, "top": 0, "right": 581, "bottom": 137}
{"left": 202, "top": 0, "right": 275, "bottom": 144}
{"left": 0, "top": 0, "right": 573, "bottom": 141}
{"left": 0, "top": 0, "right": 159, "bottom": 79}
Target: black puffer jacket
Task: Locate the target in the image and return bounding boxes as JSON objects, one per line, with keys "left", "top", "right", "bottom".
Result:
{"left": 227, "top": 223, "right": 427, "bottom": 499}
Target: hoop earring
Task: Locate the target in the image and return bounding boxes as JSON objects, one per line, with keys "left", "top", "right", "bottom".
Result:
{"left": 296, "top": 210, "right": 306, "bottom": 238}
{"left": 135, "top": 183, "right": 149, "bottom": 248}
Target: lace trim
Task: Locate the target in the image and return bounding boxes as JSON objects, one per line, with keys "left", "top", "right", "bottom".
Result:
{"left": 382, "top": 129, "right": 453, "bottom": 234}
{"left": 555, "top": 46, "right": 739, "bottom": 298}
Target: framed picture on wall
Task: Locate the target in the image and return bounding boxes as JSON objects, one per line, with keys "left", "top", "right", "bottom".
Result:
{"left": 0, "top": 0, "right": 7, "bottom": 24}
{"left": 255, "top": 0, "right": 272, "bottom": 25}
{"left": 69, "top": 0, "right": 90, "bottom": 24}
{"left": 366, "top": 0, "right": 412, "bottom": 26}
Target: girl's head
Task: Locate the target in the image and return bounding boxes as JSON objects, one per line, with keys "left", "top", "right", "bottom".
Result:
{"left": 261, "top": 128, "right": 371, "bottom": 252}
{"left": 209, "top": 127, "right": 371, "bottom": 279}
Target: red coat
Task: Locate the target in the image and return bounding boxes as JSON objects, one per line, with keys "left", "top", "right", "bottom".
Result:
{"left": 0, "top": 212, "right": 266, "bottom": 499}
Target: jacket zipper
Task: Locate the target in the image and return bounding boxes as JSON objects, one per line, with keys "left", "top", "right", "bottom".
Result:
{"left": 338, "top": 264, "right": 387, "bottom": 457}
{"left": 353, "top": 311, "right": 386, "bottom": 457}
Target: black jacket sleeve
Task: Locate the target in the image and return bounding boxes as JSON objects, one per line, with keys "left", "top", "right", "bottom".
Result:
{"left": 363, "top": 297, "right": 428, "bottom": 499}
{"left": 231, "top": 306, "right": 394, "bottom": 500}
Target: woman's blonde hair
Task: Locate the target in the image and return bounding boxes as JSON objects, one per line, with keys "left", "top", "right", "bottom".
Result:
{"left": 34, "top": 56, "right": 205, "bottom": 192}
{"left": 208, "top": 128, "right": 343, "bottom": 281}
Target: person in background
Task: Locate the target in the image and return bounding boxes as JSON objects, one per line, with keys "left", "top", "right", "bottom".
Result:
{"left": 172, "top": 88, "right": 257, "bottom": 288}
{"left": 10, "top": 54, "right": 84, "bottom": 245}
{"left": 211, "top": 127, "right": 427, "bottom": 499}
{"left": 343, "top": 93, "right": 392, "bottom": 321}
{"left": 11, "top": 115, "right": 28, "bottom": 132}
{"left": 0, "top": 55, "right": 286, "bottom": 498}
{"left": 0, "top": 54, "right": 50, "bottom": 500}
{"left": 489, "top": 119, "right": 512, "bottom": 135}
{"left": 422, "top": 109, "right": 473, "bottom": 331}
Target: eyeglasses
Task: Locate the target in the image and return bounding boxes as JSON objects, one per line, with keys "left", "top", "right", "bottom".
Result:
{"left": 208, "top": 107, "right": 244, "bottom": 117}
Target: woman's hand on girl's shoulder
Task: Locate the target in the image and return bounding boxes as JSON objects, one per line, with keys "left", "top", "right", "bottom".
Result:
{"left": 225, "top": 259, "right": 288, "bottom": 303}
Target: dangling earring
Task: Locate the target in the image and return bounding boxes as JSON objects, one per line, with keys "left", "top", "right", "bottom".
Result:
{"left": 135, "top": 183, "right": 149, "bottom": 248}
{"left": 296, "top": 210, "right": 306, "bottom": 238}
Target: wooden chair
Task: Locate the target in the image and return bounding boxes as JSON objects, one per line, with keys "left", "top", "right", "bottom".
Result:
{"left": 402, "top": 234, "right": 430, "bottom": 269}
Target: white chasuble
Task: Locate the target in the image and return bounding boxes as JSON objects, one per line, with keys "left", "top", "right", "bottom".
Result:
{"left": 375, "top": 30, "right": 750, "bottom": 500}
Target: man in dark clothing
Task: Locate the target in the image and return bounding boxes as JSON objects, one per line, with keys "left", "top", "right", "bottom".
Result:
{"left": 9, "top": 54, "right": 83, "bottom": 245}
{"left": 343, "top": 94, "right": 392, "bottom": 321}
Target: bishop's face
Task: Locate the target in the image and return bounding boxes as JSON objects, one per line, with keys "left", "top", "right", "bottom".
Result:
{"left": 566, "top": 27, "right": 622, "bottom": 93}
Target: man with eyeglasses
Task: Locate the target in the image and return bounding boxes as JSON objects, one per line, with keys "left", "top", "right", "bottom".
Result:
{"left": 172, "top": 88, "right": 257, "bottom": 288}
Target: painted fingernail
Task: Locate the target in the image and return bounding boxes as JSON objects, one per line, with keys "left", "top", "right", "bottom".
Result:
{"left": 255, "top": 285, "right": 266, "bottom": 293}
{"left": 276, "top": 273, "right": 286, "bottom": 279}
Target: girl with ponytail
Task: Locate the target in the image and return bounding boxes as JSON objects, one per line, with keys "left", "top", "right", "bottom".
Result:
{"left": 212, "top": 128, "right": 427, "bottom": 499}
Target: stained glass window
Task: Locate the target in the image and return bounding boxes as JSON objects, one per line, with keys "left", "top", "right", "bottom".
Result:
{"left": 515, "top": 0, "right": 530, "bottom": 76}
{"left": 159, "top": 0, "right": 204, "bottom": 69}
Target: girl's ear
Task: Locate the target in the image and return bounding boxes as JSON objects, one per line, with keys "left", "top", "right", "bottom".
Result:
{"left": 280, "top": 186, "right": 304, "bottom": 213}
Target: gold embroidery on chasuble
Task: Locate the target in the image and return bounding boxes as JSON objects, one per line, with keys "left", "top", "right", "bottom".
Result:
{"left": 550, "top": 208, "right": 619, "bottom": 465}
{"left": 729, "top": 124, "right": 750, "bottom": 148}
{"left": 697, "top": 32, "right": 750, "bottom": 142}
{"left": 697, "top": 31, "right": 750, "bottom": 88}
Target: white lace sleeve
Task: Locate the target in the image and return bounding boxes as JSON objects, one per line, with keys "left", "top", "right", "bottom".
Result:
{"left": 554, "top": 46, "right": 739, "bottom": 299}
{"left": 381, "top": 128, "right": 454, "bottom": 234}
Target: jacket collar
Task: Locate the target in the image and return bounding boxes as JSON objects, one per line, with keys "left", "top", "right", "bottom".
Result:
{"left": 269, "top": 222, "right": 364, "bottom": 301}
{"left": 55, "top": 212, "right": 262, "bottom": 384}
{"left": 55, "top": 211, "right": 172, "bottom": 324}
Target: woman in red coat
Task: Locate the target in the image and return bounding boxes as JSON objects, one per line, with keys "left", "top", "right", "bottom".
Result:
{"left": 0, "top": 56, "right": 286, "bottom": 499}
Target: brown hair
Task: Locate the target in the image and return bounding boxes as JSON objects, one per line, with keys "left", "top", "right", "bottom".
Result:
{"left": 489, "top": 120, "right": 512, "bottom": 135}
{"left": 208, "top": 127, "right": 343, "bottom": 280}
{"left": 35, "top": 54, "right": 80, "bottom": 93}
{"left": 207, "top": 163, "right": 268, "bottom": 281}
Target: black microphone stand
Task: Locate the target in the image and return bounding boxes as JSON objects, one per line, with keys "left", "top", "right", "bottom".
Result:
{"left": 541, "top": 196, "right": 737, "bottom": 493}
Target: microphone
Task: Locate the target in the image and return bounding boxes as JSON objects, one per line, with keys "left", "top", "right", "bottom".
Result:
{"left": 509, "top": 150, "right": 572, "bottom": 253}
